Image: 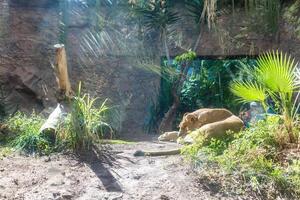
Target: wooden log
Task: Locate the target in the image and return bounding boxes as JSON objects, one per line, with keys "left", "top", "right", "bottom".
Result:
{"left": 53, "top": 44, "right": 72, "bottom": 100}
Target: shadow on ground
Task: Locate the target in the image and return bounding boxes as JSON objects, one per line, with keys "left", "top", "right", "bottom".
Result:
{"left": 77, "top": 145, "right": 134, "bottom": 192}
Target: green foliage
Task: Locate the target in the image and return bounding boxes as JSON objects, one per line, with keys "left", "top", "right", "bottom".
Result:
{"left": 184, "top": 116, "right": 300, "bottom": 198}
{"left": 230, "top": 51, "right": 299, "bottom": 142}
{"left": 135, "top": 0, "right": 180, "bottom": 33}
{"left": 185, "top": 0, "right": 204, "bottom": 24}
{"left": 175, "top": 50, "right": 197, "bottom": 63}
{"left": 146, "top": 57, "right": 254, "bottom": 132}
{"left": 180, "top": 74, "right": 203, "bottom": 110}
{"left": 6, "top": 112, "right": 52, "bottom": 154}
{"left": 181, "top": 134, "right": 206, "bottom": 160}
{"left": 230, "top": 81, "right": 267, "bottom": 108}
{"left": 57, "top": 83, "right": 112, "bottom": 151}
{"left": 180, "top": 59, "right": 252, "bottom": 113}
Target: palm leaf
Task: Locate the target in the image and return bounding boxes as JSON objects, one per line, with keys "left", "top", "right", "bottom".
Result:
{"left": 256, "top": 51, "right": 298, "bottom": 97}
{"left": 230, "top": 81, "right": 267, "bottom": 103}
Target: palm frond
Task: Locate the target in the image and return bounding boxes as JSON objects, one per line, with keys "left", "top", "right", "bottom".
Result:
{"left": 230, "top": 81, "right": 267, "bottom": 103}
{"left": 256, "top": 51, "right": 298, "bottom": 98}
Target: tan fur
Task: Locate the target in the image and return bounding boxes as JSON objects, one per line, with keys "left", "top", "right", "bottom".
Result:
{"left": 134, "top": 109, "right": 244, "bottom": 157}
{"left": 185, "top": 115, "right": 244, "bottom": 143}
{"left": 158, "top": 131, "right": 179, "bottom": 142}
{"left": 179, "top": 108, "right": 233, "bottom": 136}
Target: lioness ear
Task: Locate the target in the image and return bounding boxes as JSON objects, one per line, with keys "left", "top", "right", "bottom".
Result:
{"left": 183, "top": 112, "right": 189, "bottom": 117}
{"left": 187, "top": 114, "right": 197, "bottom": 122}
{"left": 190, "top": 115, "right": 196, "bottom": 122}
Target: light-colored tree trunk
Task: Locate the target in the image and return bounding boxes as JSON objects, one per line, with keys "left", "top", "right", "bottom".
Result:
{"left": 40, "top": 44, "right": 71, "bottom": 133}
{"left": 53, "top": 44, "right": 72, "bottom": 99}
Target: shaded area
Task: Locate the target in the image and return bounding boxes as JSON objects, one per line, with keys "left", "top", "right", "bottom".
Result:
{"left": 78, "top": 145, "right": 135, "bottom": 192}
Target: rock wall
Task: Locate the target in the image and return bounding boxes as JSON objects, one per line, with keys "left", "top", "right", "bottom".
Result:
{"left": 0, "top": 0, "right": 59, "bottom": 112}
{"left": 0, "top": 0, "right": 160, "bottom": 134}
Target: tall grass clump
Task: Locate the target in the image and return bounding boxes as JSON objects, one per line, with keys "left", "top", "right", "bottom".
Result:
{"left": 230, "top": 51, "right": 299, "bottom": 143}
{"left": 57, "top": 83, "right": 113, "bottom": 151}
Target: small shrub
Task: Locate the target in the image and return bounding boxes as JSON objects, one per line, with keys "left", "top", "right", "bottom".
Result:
{"left": 6, "top": 112, "right": 52, "bottom": 154}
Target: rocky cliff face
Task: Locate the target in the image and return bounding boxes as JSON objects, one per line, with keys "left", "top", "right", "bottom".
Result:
{"left": 0, "top": 0, "right": 299, "bottom": 134}
{"left": 0, "top": 0, "right": 160, "bottom": 134}
{"left": 0, "top": 0, "right": 59, "bottom": 112}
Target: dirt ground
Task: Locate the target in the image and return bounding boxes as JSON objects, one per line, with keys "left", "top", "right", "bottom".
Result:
{"left": 0, "top": 135, "right": 237, "bottom": 200}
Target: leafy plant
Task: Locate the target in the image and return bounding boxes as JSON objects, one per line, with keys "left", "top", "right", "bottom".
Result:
{"left": 57, "top": 83, "right": 112, "bottom": 151}
{"left": 134, "top": 0, "right": 180, "bottom": 61}
{"left": 6, "top": 112, "right": 52, "bottom": 154}
{"left": 230, "top": 51, "right": 299, "bottom": 143}
{"left": 184, "top": 116, "right": 300, "bottom": 199}
{"left": 175, "top": 50, "right": 197, "bottom": 63}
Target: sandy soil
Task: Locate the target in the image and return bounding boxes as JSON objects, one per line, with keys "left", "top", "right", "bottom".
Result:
{"left": 0, "top": 136, "right": 232, "bottom": 200}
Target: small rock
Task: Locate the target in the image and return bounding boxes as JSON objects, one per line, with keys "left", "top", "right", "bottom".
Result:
{"left": 133, "top": 174, "right": 141, "bottom": 180}
{"left": 50, "top": 180, "right": 65, "bottom": 186}
{"left": 53, "top": 192, "right": 61, "bottom": 198}
{"left": 0, "top": 168, "right": 4, "bottom": 172}
{"left": 160, "top": 195, "right": 170, "bottom": 200}
{"left": 32, "top": 179, "right": 38, "bottom": 185}
{"left": 62, "top": 193, "right": 73, "bottom": 200}
{"left": 13, "top": 179, "right": 18, "bottom": 185}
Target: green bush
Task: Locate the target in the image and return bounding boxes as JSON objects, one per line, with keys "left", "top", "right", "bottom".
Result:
{"left": 6, "top": 112, "right": 52, "bottom": 154}
{"left": 2, "top": 82, "right": 115, "bottom": 154}
{"left": 184, "top": 116, "right": 300, "bottom": 199}
{"left": 230, "top": 51, "right": 299, "bottom": 143}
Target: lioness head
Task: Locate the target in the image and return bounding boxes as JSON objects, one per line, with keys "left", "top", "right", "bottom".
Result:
{"left": 178, "top": 113, "right": 198, "bottom": 137}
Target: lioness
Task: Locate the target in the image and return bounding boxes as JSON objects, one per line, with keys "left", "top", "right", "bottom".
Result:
{"left": 134, "top": 108, "right": 244, "bottom": 156}
{"left": 183, "top": 115, "right": 244, "bottom": 143}
{"left": 178, "top": 108, "right": 233, "bottom": 136}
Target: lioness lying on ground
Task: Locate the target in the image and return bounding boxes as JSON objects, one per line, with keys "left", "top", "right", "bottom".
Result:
{"left": 183, "top": 115, "right": 244, "bottom": 143}
{"left": 178, "top": 108, "right": 234, "bottom": 137}
{"left": 134, "top": 108, "right": 244, "bottom": 156}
